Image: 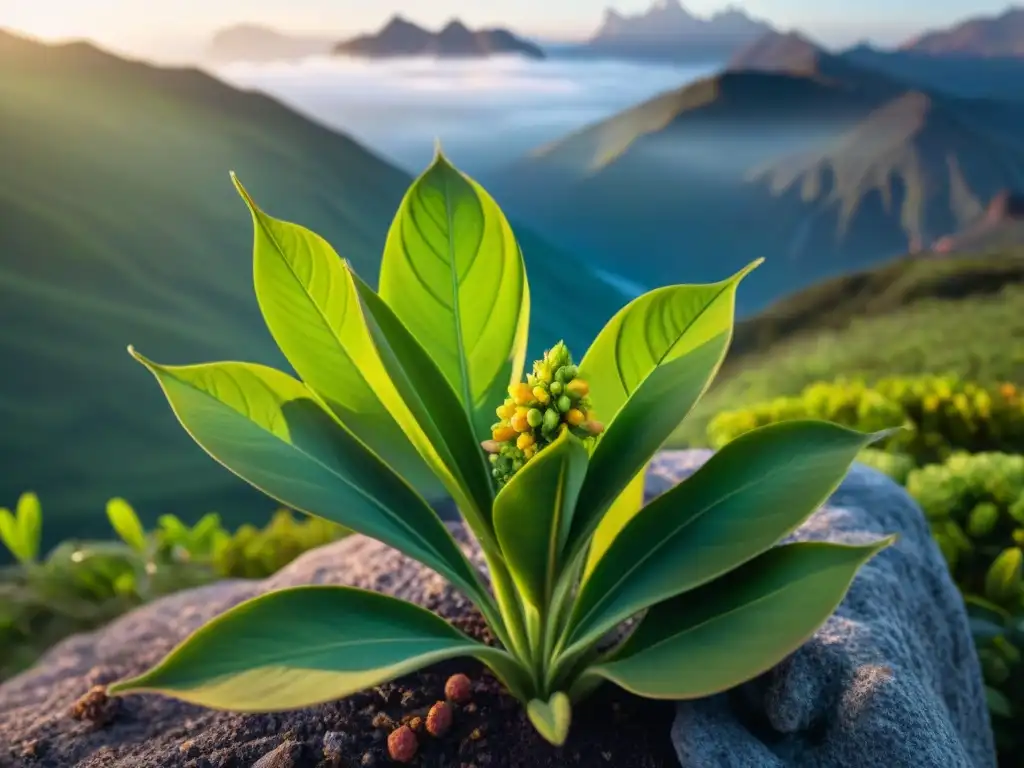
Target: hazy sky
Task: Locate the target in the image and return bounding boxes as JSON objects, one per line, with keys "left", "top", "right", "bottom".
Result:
{"left": 0, "top": 0, "right": 1015, "bottom": 55}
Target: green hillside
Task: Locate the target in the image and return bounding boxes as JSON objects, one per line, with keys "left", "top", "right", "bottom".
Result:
{"left": 670, "top": 248, "right": 1024, "bottom": 444}
{"left": 0, "top": 30, "right": 628, "bottom": 556}
{"left": 487, "top": 59, "right": 1024, "bottom": 313}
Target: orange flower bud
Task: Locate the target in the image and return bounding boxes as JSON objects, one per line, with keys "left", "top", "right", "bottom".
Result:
{"left": 566, "top": 408, "right": 585, "bottom": 426}
{"left": 510, "top": 412, "right": 530, "bottom": 432}
{"left": 492, "top": 426, "right": 517, "bottom": 442}
{"left": 517, "top": 433, "right": 535, "bottom": 450}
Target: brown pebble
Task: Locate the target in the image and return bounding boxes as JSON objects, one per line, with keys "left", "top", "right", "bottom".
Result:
{"left": 323, "top": 731, "right": 353, "bottom": 765}
{"left": 387, "top": 726, "right": 418, "bottom": 763}
{"left": 426, "top": 701, "right": 453, "bottom": 737}
{"left": 371, "top": 712, "right": 395, "bottom": 730}
{"left": 21, "top": 740, "right": 38, "bottom": 758}
{"left": 445, "top": 673, "right": 472, "bottom": 704}
{"left": 69, "top": 686, "right": 119, "bottom": 727}
{"left": 252, "top": 739, "right": 301, "bottom": 768}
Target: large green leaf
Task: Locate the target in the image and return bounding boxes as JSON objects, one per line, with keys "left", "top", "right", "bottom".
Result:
{"left": 493, "top": 430, "right": 589, "bottom": 610}
{"left": 233, "top": 175, "right": 442, "bottom": 500}
{"left": 352, "top": 272, "right": 497, "bottom": 548}
{"left": 378, "top": 150, "right": 530, "bottom": 441}
{"left": 566, "top": 261, "right": 761, "bottom": 562}
{"left": 127, "top": 351, "right": 486, "bottom": 604}
{"left": 527, "top": 692, "right": 572, "bottom": 746}
{"left": 564, "top": 421, "right": 886, "bottom": 653}
{"left": 584, "top": 539, "right": 893, "bottom": 698}
{"left": 108, "top": 586, "right": 530, "bottom": 707}
{"left": 583, "top": 467, "right": 646, "bottom": 580}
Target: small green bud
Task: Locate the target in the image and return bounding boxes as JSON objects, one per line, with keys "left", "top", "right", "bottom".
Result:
{"left": 527, "top": 408, "right": 543, "bottom": 428}
{"left": 557, "top": 395, "right": 572, "bottom": 413}
{"left": 542, "top": 408, "right": 560, "bottom": 431}
{"left": 563, "top": 364, "right": 578, "bottom": 380}
{"left": 968, "top": 503, "right": 1000, "bottom": 538}
{"left": 512, "top": 459, "right": 523, "bottom": 472}
{"left": 555, "top": 366, "right": 569, "bottom": 383}
{"left": 550, "top": 381, "right": 564, "bottom": 396}
{"left": 492, "top": 468, "right": 501, "bottom": 478}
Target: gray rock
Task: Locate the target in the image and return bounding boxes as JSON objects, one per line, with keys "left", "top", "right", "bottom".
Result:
{"left": 651, "top": 451, "right": 996, "bottom": 768}
{"left": 0, "top": 451, "right": 995, "bottom": 768}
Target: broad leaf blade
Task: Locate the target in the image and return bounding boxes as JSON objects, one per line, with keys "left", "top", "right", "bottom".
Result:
{"left": 352, "top": 272, "right": 497, "bottom": 546}
{"left": 233, "top": 176, "right": 443, "bottom": 501}
{"left": 566, "top": 421, "right": 886, "bottom": 650}
{"left": 526, "top": 692, "right": 572, "bottom": 746}
{"left": 108, "top": 586, "right": 518, "bottom": 709}
{"left": 567, "top": 261, "right": 761, "bottom": 561}
{"left": 127, "top": 351, "right": 485, "bottom": 603}
{"left": 583, "top": 467, "right": 646, "bottom": 580}
{"left": 493, "top": 430, "right": 589, "bottom": 609}
{"left": 378, "top": 150, "right": 530, "bottom": 441}
{"left": 587, "top": 539, "right": 893, "bottom": 698}
{"left": 106, "top": 498, "right": 148, "bottom": 553}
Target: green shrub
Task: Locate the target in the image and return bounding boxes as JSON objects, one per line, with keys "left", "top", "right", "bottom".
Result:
{"left": 707, "top": 375, "right": 1024, "bottom": 465}
{"left": 0, "top": 494, "right": 348, "bottom": 682}
{"left": 905, "top": 453, "right": 1024, "bottom": 758}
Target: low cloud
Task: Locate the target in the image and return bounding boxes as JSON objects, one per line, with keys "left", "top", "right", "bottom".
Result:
{"left": 210, "top": 54, "right": 718, "bottom": 174}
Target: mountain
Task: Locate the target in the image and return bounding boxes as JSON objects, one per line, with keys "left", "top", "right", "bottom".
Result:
{"left": 334, "top": 16, "right": 545, "bottom": 59}
{"left": 486, "top": 57, "right": 1024, "bottom": 312}
{"left": 0, "top": 29, "right": 621, "bottom": 557}
{"left": 580, "top": 0, "right": 775, "bottom": 62}
{"left": 842, "top": 44, "right": 1024, "bottom": 102}
{"left": 205, "top": 24, "right": 336, "bottom": 63}
{"left": 901, "top": 7, "right": 1024, "bottom": 58}
{"left": 931, "top": 190, "right": 1024, "bottom": 253}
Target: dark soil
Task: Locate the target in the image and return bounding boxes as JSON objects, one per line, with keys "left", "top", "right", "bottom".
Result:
{"left": 5, "top": 606, "right": 678, "bottom": 768}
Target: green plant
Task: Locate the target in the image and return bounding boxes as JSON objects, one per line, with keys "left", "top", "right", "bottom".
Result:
{"left": 106, "top": 152, "right": 894, "bottom": 745}
{"left": 904, "top": 452, "right": 1024, "bottom": 758}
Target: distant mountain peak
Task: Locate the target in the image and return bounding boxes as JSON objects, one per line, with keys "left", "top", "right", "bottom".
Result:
{"left": 727, "top": 30, "right": 831, "bottom": 75}
{"left": 588, "top": 1, "right": 774, "bottom": 58}
{"left": 900, "top": 6, "right": 1024, "bottom": 57}
{"left": 335, "top": 17, "right": 545, "bottom": 59}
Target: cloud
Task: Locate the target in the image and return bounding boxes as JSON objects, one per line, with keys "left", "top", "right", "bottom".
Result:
{"left": 209, "top": 54, "right": 718, "bottom": 174}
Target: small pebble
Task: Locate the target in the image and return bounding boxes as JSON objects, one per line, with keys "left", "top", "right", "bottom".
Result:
{"left": 426, "top": 701, "right": 453, "bottom": 737}
{"left": 251, "top": 739, "right": 300, "bottom": 768}
{"left": 322, "top": 731, "right": 353, "bottom": 764}
{"left": 445, "top": 673, "right": 472, "bottom": 704}
{"left": 387, "top": 726, "right": 418, "bottom": 763}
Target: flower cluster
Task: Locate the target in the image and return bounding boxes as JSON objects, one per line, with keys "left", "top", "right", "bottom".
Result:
{"left": 482, "top": 341, "right": 603, "bottom": 487}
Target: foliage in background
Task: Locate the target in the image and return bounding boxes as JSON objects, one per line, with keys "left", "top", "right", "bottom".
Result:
{"left": 706, "top": 375, "right": 1024, "bottom": 464}
{"left": 704, "top": 377, "right": 1024, "bottom": 763}
{"left": 0, "top": 494, "right": 346, "bottom": 682}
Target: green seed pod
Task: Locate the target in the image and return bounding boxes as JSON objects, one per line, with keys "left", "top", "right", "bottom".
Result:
{"left": 563, "top": 364, "right": 578, "bottom": 380}
{"left": 969, "top": 503, "right": 1000, "bottom": 538}
{"left": 557, "top": 395, "right": 572, "bottom": 413}
{"left": 542, "top": 408, "right": 560, "bottom": 431}
{"left": 489, "top": 454, "right": 498, "bottom": 464}
{"left": 555, "top": 366, "right": 569, "bottom": 383}
{"left": 527, "top": 408, "right": 543, "bottom": 428}
{"left": 512, "top": 459, "right": 523, "bottom": 472}
{"left": 550, "top": 381, "right": 563, "bottom": 396}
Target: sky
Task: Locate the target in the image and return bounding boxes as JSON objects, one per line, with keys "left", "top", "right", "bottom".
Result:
{"left": 0, "top": 0, "right": 1017, "bottom": 57}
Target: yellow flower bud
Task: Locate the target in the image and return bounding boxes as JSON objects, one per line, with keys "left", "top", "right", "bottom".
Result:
{"left": 566, "top": 379, "right": 589, "bottom": 398}
{"left": 492, "top": 425, "right": 517, "bottom": 442}
{"left": 509, "top": 383, "right": 533, "bottom": 405}
{"left": 537, "top": 363, "right": 552, "bottom": 383}
{"left": 533, "top": 386, "right": 550, "bottom": 404}
{"left": 517, "top": 433, "right": 535, "bottom": 450}
{"left": 523, "top": 445, "right": 537, "bottom": 459}
{"left": 510, "top": 412, "right": 530, "bottom": 432}
{"left": 566, "top": 408, "right": 585, "bottom": 426}
{"left": 496, "top": 402, "right": 516, "bottom": 419}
